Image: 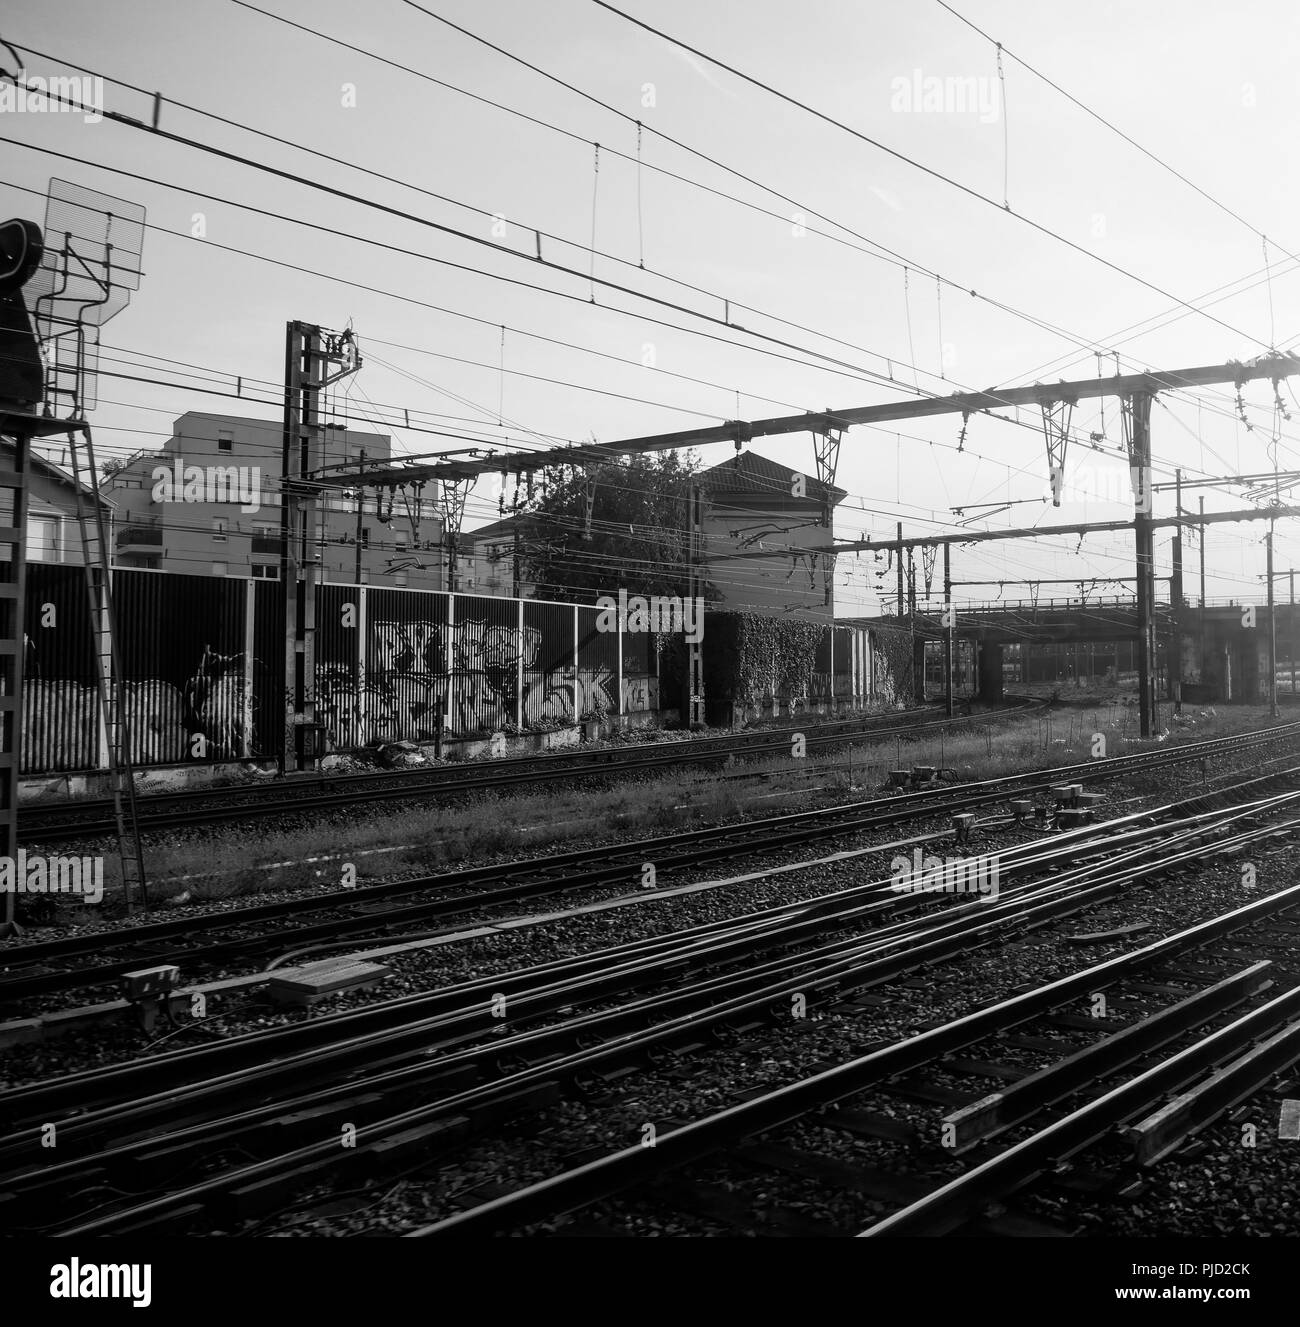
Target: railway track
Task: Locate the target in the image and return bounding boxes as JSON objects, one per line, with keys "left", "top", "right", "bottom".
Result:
{"left": 1, "top": 785, "right": 1269, "bottom": 1130}
{"left": 412, "top": 840, "right": 1300, "bottom": 1238}
{"left": 4, "top": 781, "right": 1297, "bottom": 1236}
{"left": 19, "top": 701, "right": 977, "bottom": 842}
{"left": 3, "top": 719, "right": 1298, "bottom": 1007}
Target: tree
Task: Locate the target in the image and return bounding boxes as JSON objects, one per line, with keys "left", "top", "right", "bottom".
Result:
{"left": 100, "top": 449, "right": 149, "bottom": 480}
{"left": 516, "top": 448, "right": 704, "bottom": 603}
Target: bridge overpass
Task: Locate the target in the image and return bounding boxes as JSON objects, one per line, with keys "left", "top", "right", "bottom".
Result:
{"left": 848, "top": 599, "right": 1300, "bottom": 710}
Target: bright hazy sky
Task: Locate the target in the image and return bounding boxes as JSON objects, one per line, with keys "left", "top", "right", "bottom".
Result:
{"left": 4, "top": 0, "right": 1300, "bottom": 614}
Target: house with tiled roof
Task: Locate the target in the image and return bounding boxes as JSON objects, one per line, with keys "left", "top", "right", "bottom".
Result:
{"left": 0, "top": 438, "right": 114, "bottom": 566}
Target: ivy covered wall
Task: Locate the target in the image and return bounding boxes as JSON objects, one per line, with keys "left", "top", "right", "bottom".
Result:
{"left": 867, "top": 622, "right": 914, "bottom": 705}
{"left": 702, "top": 612, "right": 827, "bottom": 705}
{"left": 701, "top": 612, "right": 884, "bottom": 722}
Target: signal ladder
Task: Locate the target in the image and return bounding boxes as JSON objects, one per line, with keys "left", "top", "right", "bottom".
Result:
{"left": 67, "top": 423, "right": 147, "bottom": 912}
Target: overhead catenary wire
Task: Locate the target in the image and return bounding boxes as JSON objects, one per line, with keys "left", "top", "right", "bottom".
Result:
{"left": 11, "top": 34, "right": 1293, "bottom": 460}
{"left": 584, "top": 0, "right": 1273, "bottom": 348}
{"left": 0, "top": 132, "right": 940, "bottom": 403}
{"left": 100, "top": 11, "right": 1270, "bottom": 390}
{"left": 5, "top": 23, "right": 1288, "bottom": 609}
{"left": 15, "top": 326, "right": 1284, "bottom": 581}
{"left": 934, "top": 0, "right": 1300, "bottom": 267}
{"left": 9, "top": 141, "right": 1222, "bottom": 505}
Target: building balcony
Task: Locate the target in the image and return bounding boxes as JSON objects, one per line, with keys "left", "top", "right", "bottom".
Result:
{"left": 116, "top": 523, "right": 163, "bottom": 552}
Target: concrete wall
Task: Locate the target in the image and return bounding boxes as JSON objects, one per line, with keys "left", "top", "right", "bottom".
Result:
{"left": 701, "top": 493, "right": 834, "bottom": 622}
{"left": 1180, "top": 612, "right": 1264, "bottom": 702}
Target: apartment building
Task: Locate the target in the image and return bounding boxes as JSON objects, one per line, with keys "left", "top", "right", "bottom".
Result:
{"left": 458, "top": 514, "right": 542, "bottom": 598}
{"left": 104, "top": 412, "right": 444, "bottom": 589}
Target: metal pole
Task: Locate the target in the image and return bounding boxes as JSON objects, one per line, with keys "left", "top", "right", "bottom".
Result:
{"left": 895, "top": 522, "right": 904, "bottom": 618}
{"left": 834, "top": 623, "right": 842, "bottom": 715}
{"left": 1267, "top": 526, "right": 1278, "bottom": 717}
{"left": 1170, "top": 533, "right": 1182, "bottom": 713}
{"left": 1171, "top": 470, "right": 1182, "bottom": 713}
{"left": 1131, "top": 393, "right": 1157, "bottom": 736}
{"left": 906, "top": 542, "right": 922, "bottom": 701}
{"left": 300, "top": 334, "right": 321, "bottom": 768}
{"left": 281, "top": 321, "right": 327, "bottom": 771}
{"left": 353, "top": 448, "right": 365, "bottom": 586}
{"left": 280, "top": 321, "right": 305, "bottom": 774}
{"left": 1291, "top": 569, "right": 1295, "bottom": 697}
{"left": 1198, "top": 496, "right": 1206, "bottom": 606}
{"left": 687, "top": 483, "right": 704, "bottom": 727}
{"left": 943, "top": 541, "right": 953, "bottom": 717}
{"left": 1198, "top": 493, "right": 1207, "bottom": 702}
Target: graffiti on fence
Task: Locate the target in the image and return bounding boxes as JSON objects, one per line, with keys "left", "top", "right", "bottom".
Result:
{"left": 316, "top": 617, "right": 625, "bottom": 747}
{"left": 20, "top": 643, "right": 251, "bottom": 770}
{"left": 521, "top": 665, "right": 615, "bottom": 727}
{"left": 122, "top": 647, "right": 251, "bottom": 763}
{"left": 620, "top": 674, "right": 656, "bottom": 713}
{"left": 182, "top": 646, "right": 249, "bottom": 759}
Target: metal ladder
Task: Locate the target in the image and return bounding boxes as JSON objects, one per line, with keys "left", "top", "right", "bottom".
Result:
{"left": 66, "top": 423, "right": 147, "bottom": 912}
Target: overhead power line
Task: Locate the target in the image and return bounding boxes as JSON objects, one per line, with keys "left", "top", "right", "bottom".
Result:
{"left": 11, "top": 37, "right": 1290, "bottom": 475}
{"left": 584, "top": 0, "right": 1271, "bottom": 349}
{"left": 934, "top": 0, "right": 1299, "bottom": 266}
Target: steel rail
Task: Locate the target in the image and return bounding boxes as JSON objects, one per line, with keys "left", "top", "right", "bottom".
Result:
{"left": 19, "top": 702, "right": 972, "bottom": 841}
{"left": 407, "top": 873, "right": 1300, "bottom": 1237}
{"left": 11, "top": 776, "right": 1257, "bottom": 1136}
{"left": 24, "top": 803, "right": 1300, "bottom": 1236}
{"left": 861, "top": 981, "right": 1300, "bottom": 1236}
{"left": 4, "top": 719, "right": 1297, "bottom": 1007}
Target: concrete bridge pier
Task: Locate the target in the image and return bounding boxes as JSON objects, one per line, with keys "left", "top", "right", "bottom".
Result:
{"left": 977, "top": 640, "right": 1004, "bottom": 702}
{"left": 913, "top": 635, "right": 927, "bottom": 703}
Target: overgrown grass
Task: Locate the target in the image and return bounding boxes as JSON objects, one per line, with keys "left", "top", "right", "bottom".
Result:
{"left": 83, "top": 700, "right": 1284, "bottom": 911}
{"left": 824, "top": 700, "right": 1276, "bottom": 789}
{"left": 102, "top": 765, "right": 752, "bottom": 905}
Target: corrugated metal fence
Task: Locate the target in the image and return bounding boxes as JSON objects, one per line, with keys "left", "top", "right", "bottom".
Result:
{"left": 24, "top": 567, "right": 276, "bottom": 775}
{"left": 19, "top": 571, "right": 875, "bottom": 772}
{"left": 23, "top": 565, "right": 99, "bottom": 772}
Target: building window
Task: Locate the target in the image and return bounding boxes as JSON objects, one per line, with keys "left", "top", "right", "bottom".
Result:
{"left": 212, "top": 518, "right": 228, "bottom": 542}
{"left": 394, "top": 570, "right": 408, "bottom": 587}
{"left": 395, "top": 535, "right": 408, "bottom": 552}
{"left": 218, "top": 430, "right": 234, "bottom": 453}
{"left": 360, "top": 527, "right": 369, "bottom": 546}
{"left": 26, "top": 514, "right": 61, "bottom": 563}
{"left": 212, "top": 561, "right": 228, "bottom": 577}
{"left": 250, "top": 564, "right": 280, "bottom": 580}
